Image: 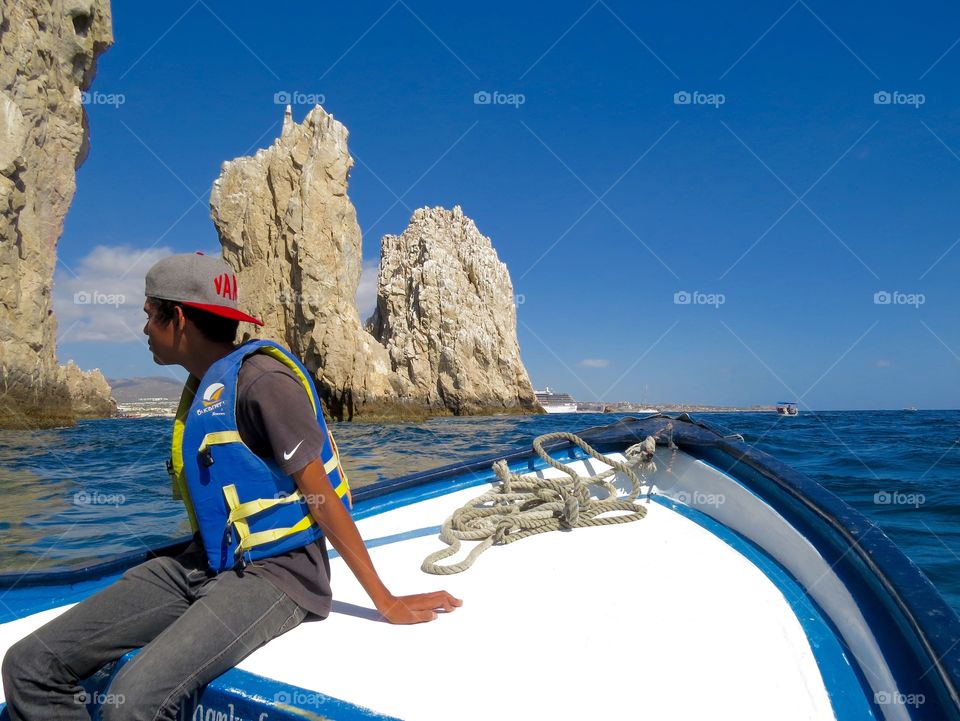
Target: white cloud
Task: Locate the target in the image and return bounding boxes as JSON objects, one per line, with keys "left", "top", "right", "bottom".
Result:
{"left": 355, "top": 258, "right": 380, "bottom": 324}
{"left": 578, "top": 358, "right": 610, "bottom": 368}
{"left": 54, "top": 245, "right": 174, "bottom": 343}
{"left": 875, "top": 359, "right": 891, "bottom": 368}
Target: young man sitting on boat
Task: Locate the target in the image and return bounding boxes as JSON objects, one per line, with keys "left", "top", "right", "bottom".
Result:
{"left": 1, "top": 252, "right": 461, "bottom": 721}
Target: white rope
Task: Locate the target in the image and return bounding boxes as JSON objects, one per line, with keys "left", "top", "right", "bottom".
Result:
{"left": 421, "top": 432, "right": 658, "bottom": 575}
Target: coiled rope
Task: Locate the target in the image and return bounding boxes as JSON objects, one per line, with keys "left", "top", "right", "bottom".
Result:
{"left": 421, "top": 432, "right": 658, "bottom": 575}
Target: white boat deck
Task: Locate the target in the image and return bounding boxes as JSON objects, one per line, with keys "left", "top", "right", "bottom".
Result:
{"left": 0, "top": 455, "right": 839, "bottom": 720}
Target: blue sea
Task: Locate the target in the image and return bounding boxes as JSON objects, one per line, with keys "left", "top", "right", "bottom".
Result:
{"left": 1, "top": 411, "right": 958, "bottom": 614}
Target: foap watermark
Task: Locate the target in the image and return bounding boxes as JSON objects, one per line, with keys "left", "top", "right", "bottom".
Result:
{"left": 514, "top": 293, "right": 526, "bottom": 307}
{"left": 874, "top": 491, "right": 925, "bottom": 508}
{"left": 80, "top": 90, "right": 125, "bottom": 108}
{"left": 873, "top": 290, "right": 925, "bottom": 308}
{"left": 74, "top": 690, "right": 125, "bottom": 709}
{"left": 874, "top": 691, "right": 925, "bottom": 708}
{"left": 673, "top": 90, "right": 725, "bottom": 108}
{"left": 276, "top": 288, "right": 322, "bottom": 306}
{"left": 274, "top": 689, "right": 325, "bottom": 707}
{"left": 676, "top": 490, "right": 725, "bottom": 508}
{"left": 287, "top": 492, "right": 326, "bottom": 506}
{"left": 873, "top": 90, "right": 925, "bottom": 108}
{"left": 74, "top": 490, "right": 126, "bottom": 507}
{"left": 674, "top": 290, "right": 725, "bottom": 308}
{"left": 73, "top": 290, "right": 126, "bottom": 308}
{"left": 473, "top": 90, "right": 525, "bottom": 108}
{"left": 274, "top": 90, "right": 326, "bottom": 106}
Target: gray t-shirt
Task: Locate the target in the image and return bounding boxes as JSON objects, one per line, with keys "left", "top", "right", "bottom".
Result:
{"left": 233, "top": 353, "right": 336, "bottom": 618}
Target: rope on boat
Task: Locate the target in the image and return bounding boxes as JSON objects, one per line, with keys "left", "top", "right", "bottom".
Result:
{"left": 421, "top": 431, "right": 658, "bottom": 575}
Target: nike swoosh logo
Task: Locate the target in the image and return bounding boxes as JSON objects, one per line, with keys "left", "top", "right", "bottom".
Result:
{"left": 283, "top": 440, "right": 304, "bottom": 461}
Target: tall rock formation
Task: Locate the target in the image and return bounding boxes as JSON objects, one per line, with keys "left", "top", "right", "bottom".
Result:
{"left": 369, "top": 205, "right": 539, "bottom": 415}
{"left": 212, "top": 105, "right": 411, "bottom": 421}
{"left": 212, "top": 105, "right": 538, "bottom": 420}
{"left": 0, "top": 0, "right": 115, "bottom": 429}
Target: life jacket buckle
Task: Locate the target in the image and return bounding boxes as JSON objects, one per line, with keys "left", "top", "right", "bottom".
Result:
{"left": 165, "top": 458, "right": 174, "bottom": 477}
{"left": 232, "top": 547, "right": 249, "bottom": 571}
{"left": 199, "top": 448, "right": 215, "bottom": 467}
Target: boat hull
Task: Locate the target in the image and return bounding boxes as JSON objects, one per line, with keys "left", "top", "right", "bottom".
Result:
{"left": 540, "top": 403, "right": 578, "bottom": 413}
{"left": 1, "top": 415, "right": 958, "bottom": 720}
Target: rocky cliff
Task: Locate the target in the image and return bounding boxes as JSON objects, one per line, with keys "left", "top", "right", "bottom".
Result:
{"left": 212, "top": 105, "right": 411, "bottom": 420}
{"left": 369, "top": 205, "right": 539, "bottom": 415}
{"left": 212, "top": 105, "right": 538, "bottom": 420}
{"left": 0, "top": 0, "right": 115, "bottom": 429}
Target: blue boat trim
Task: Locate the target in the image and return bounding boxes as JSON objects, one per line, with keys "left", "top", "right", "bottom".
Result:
{"left": 10, "top": 648, "right": 403, "bottom": 721}
{"left": 0, "top": 414, "right": 958, "bottom": 720}
{"left": 329, "top": 525, "right": 442, "bottom": 558}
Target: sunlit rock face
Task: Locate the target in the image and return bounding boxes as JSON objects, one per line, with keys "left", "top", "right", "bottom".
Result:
{"left": 369, "top": 205, "right": 539, "bottom": 416}
{"left": 212, "top": 107, "right": 538, "bottom": 420}
{"left": 0, "top": 0, "right": 115, "bottom": 429}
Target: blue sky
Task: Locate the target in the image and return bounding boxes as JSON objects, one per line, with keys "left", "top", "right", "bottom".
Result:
{"left": 54, "top": 1, "right": 960, "bottom": 409}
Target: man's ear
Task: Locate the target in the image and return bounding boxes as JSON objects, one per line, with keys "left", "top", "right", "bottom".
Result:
{"left": 173, "top": 305, "right": 187, "bottom": 332}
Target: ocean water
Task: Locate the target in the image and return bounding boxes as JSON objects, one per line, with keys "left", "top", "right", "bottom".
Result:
{"left": 0, "top": 411, "right": 958, "bottom": 614}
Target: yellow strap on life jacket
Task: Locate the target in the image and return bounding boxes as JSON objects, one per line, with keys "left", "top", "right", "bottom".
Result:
{"left": 334, "top": 476, "right": 351, "bottom": 507}
{"left": 223, "top": 483, "right": 317, "bottom": 556}
{"left": 226, "top": 489, "right": 309, "bottom": 524}
{"left": 171, "top": 376, "right": 201, "bottom": 532}
{"left": 235, "top": 514, "right": 317, "bottom": 555}
{"left": 198, "top": 431, "right": 242, "bottom": 454}
{"left": 326, "top": 429, "right": 352, "bottom": 508}
{"left": 222, "top": 484, "right": 250, "bottom": 541}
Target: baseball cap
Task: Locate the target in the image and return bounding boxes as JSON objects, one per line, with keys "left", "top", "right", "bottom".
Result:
{"left": 145, "top": 252, "right": 264, "bottom": 326}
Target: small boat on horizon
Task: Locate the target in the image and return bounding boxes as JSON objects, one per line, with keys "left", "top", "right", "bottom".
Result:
{"left": 776, "top": 401, "right": 799, "bottom": 416}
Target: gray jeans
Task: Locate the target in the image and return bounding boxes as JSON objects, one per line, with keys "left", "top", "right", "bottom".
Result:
{"left": 1, "top": 548, "right": 307, "bottom": 721}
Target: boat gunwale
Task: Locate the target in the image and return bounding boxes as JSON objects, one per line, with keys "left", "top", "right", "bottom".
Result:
{"left": 614, "top": 414, "right": 960, "bottom": 719}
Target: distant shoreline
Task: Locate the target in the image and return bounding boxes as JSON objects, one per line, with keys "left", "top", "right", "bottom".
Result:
{"left": 580, "top": 402, "right": 779, "bottom": 414}
{"left": 110, "top": 402, "right": 944, "bottom": 420}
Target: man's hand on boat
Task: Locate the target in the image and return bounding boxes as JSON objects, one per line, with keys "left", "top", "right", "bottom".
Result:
{"left": 374, "top": 590, "right": 463, "bottom": 624}
{"left": 293, "top": 459, "right": 463, "bottom": 624}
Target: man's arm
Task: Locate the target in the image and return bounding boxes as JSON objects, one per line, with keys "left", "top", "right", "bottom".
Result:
{"left": 291, "top": 458, "right": 462, "bottom": 624}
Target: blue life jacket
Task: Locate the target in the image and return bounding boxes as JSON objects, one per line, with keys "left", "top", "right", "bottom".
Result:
{"left": 167, "top": 340, "right": 352, "bottom": 572}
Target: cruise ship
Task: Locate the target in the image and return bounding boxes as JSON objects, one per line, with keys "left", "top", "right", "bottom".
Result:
{"left": 535, "top": 387, "right": 578, "bottom": 413}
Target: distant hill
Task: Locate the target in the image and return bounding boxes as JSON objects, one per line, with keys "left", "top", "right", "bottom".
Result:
{"left": 107, "top": 376, "right": 184, "bottom": 402}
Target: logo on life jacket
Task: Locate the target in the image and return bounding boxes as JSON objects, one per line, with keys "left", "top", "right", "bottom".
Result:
{"left": 202, "top": 383, "right": 225, "bottom": 406}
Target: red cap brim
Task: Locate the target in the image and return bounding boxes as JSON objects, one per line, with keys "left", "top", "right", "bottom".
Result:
{"left": 180, "top": 301, "right": 264, "bottom": 326}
